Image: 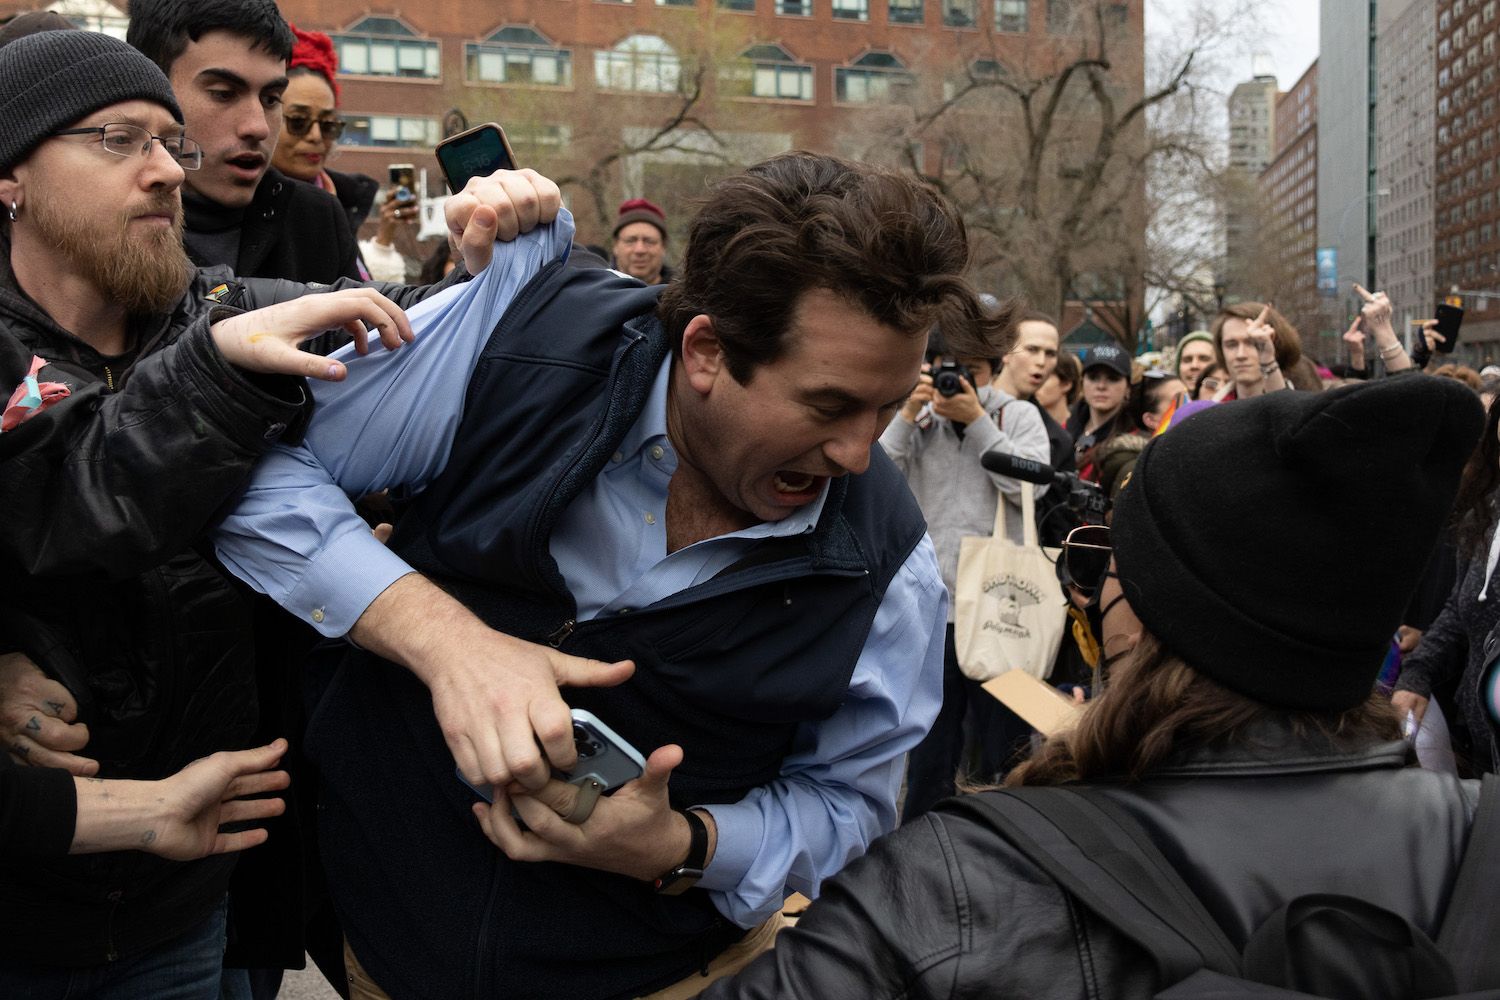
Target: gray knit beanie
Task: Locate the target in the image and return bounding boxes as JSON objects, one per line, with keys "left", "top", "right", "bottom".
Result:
{"left": 0, "top": 30, "right": 182, "bottom": 172}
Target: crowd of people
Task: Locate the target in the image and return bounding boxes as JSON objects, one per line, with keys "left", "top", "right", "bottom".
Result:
{"left": 1, "top": 2, "right": 1498, "bottom": 1000}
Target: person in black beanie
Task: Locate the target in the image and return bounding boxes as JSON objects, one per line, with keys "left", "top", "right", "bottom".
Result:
{"left": 698, "top": 375, "right": 1495, "bottom": 1000}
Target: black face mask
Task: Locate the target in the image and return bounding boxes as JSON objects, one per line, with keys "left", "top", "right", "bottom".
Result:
{"left": 1083, "top": 571, "right": 1134, "bottom": 673}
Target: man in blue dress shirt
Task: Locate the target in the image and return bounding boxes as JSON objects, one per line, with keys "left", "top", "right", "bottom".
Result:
{"left": 214, "top": 152, "right": 1016, "bottom": 999}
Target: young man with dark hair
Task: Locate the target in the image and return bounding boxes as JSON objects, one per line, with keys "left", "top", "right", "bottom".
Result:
{"left": 879, "top": 317, "right": 1051, "bottom": 820}
{"left": 127, "top": 0, "right": 363, "bottom": 282}
{"left": 213, "top": 151, "right": 1010, "bottom": 999}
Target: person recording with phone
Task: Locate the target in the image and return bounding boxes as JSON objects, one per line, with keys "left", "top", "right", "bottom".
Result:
{"left": 879, "top": 326, "right": 1051, "bottom": 820}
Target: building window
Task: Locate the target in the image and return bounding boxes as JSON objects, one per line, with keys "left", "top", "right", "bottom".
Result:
{"left": 833, "top": 0, "right": 870, "bottom": 19}
{"left": 465, "top": 27, "right": 571, "bottom": 86}
{"left": 719, "top": 0, "right": 756, "bottom": 10}
{"left": 657, "top": 0, "right": 696, "bottom": 8}
{"left": 888, "top": 0, "right": 924, "bottom": 24}
{"left": 1046, "top": 0, "right": 1075, "bottom": 33}
{"left": 835, "top": 51, "right": 916, "bottom": 103}
{"left": 595, "top": 35, "right": 680, "bottom": 92}
{"left": 943, "top": 0, "right": 977, "bottom": 27}
{"left": 776, "top": 0, "right": 812, "bottom": 14}
{"left": 722, "top": 44, "right": 813, "bottom": 100}
{"left": 341, "top": 113, "right": 441, "bottom": 147}
{"left": 995, "top": 0, "right": 1027, "bottom": 31}
{"left": 334, "top": 16, "right": 440, "bottom": 79}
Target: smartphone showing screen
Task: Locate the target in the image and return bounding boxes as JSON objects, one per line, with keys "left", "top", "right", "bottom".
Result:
{"left": 388, "top": 163, "right": 417, "bottom": 206}
{"left": 435, "top": 123, "right": 518, "bottom": 193}
{"left": 1434, "top": 303, "right": 1464, "bottom": 353}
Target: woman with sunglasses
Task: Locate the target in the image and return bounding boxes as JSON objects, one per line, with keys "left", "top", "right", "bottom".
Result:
{"left": 700, "top": 375, "right": 1489, "bottom": 1000}
{"left": 273, "top": 27, "right": 380, "bottom": 239}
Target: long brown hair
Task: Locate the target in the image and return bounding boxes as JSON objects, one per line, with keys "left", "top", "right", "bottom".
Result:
{"left": 1453, "top": 394, "right": 1500, "bottom": 557}
{"left": 1007, "top": 633, "right": 1401, "bottom": 787}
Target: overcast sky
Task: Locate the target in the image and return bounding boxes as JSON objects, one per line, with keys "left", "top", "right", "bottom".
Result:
{"left": 1145, "top": 0, "right": 1321, "bottom": 100}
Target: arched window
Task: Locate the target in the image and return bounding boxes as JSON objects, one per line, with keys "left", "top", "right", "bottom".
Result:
{"left": 334, "top": 16, "right": 440, "bottom": 79}
{"left": 722, "top": 44, "right": 813, "bottom": 101}
{"left": 595, "top": 35, "right": 680, "bottom": 93}
{"left": 466, "top": 26, "right": 572, "bottom": 86}
{"left": 835, "top": 52, "right": 916, "bottom": 104}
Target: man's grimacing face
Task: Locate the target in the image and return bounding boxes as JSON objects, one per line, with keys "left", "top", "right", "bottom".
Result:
{"left": 679, "top": 288, "right": 925, "bottom": 523}
{"left": 167, "top": 29, "right": 287, "bottom": 208}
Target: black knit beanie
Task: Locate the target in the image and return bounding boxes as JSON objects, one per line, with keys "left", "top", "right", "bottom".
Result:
{"left": 1112, "top": 376, "right": 1485, "bottom": 712}
{"left": 0, "top": 30, "right": 182, "bottom": 173}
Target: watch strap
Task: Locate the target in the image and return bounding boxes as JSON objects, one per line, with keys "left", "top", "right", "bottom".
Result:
{"left": 653, "top": 809, "right": 708, "bottom": 895}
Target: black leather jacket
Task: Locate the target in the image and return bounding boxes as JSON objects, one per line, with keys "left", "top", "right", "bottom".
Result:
{"left": 701, "top": 734, "right": 1479, "bottom": 1000}
{"left": 0, "top": 257, "right": 463, "bottom": 965}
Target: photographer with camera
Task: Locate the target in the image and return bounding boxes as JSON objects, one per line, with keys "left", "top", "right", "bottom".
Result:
{"left": 879, "top": 330, "right": 1051, "bottom": 820}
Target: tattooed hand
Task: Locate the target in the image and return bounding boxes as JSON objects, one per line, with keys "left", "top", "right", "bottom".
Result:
{"left": 0, "top": 652, "right": 96, "bottom": 774}
{"left": 68, "top": 740, "right": 290, "bottom": 859}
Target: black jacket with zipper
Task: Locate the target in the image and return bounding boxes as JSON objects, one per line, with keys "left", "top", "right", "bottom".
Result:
{"left": 0, "top": 253, "right": 463, "bottom": 966}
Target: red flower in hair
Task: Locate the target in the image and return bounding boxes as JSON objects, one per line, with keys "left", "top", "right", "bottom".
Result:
{"left": 288, "top": 24, "right": 340, "bottom": 104}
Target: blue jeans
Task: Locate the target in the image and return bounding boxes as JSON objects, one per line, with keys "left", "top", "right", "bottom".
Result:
{"left": 0, "top": 899, "right": 226, "bottom": 1000}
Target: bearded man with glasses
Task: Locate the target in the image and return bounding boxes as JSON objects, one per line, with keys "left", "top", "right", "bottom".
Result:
{"left": 0, "top": 29, "right": 561, "bottom": 998}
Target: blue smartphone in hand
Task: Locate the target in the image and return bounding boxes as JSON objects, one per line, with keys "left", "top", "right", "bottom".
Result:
{"left": 458, "top": 709, "right": 646, "bottom": 822}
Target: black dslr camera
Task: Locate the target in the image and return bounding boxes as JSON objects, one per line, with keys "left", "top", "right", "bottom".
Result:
{"left": 930, "top": 360, "right": 975, "bottom": 397}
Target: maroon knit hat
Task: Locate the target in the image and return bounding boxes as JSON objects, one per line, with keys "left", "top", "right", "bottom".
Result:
{"left": 613, "top": 198, "right": 668, "bottom": 240}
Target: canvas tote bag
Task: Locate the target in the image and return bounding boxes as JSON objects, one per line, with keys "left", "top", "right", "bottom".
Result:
{"left": 954, "top": 480, "right": 1068, "bottom": 681}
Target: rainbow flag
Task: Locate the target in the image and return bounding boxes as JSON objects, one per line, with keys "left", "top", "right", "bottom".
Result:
{"left": 1152, "top": 391, "right": 1190, "bottom": 437}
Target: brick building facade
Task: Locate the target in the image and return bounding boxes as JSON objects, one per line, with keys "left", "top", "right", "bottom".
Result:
{"left": 20, "top": 0, "right": 1144, "bottom": 331}
{"left": 1433, "top": 0, "right": 1500, "bottom": 362}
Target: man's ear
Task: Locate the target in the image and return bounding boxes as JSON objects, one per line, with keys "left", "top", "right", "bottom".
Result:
{"left": 679, "top": 314, "right": 722, "bottom": 395}
{"left": 0, "top": 171, "right": 22, "bottom": 217}
{"left": 1142, "top": 411, "right": 1160, "bottom": 431}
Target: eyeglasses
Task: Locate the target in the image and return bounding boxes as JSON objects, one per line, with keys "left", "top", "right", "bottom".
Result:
{"left": 1198, "top": 377, "right": 1223, "bottom": 391}
{"left": 283, "top": 114, "right": 345, "bottom": 140}
{"left": 1060, "top": 524, "right": 1112, "bottom": 596}
{"left": 51, "top": 123, "right": 202, "bottom": 170}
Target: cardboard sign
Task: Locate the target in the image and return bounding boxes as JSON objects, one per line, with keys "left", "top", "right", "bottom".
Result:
{"left": 982, "top": 669, "right": 1082, "bottom": 737}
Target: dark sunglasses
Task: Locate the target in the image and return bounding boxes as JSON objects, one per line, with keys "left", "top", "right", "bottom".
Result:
{"left": 1060, "top": 524, "right": 1112, "bottom": 596}
{"left": 284, "top": 114, "right": 345, "bottom": 140}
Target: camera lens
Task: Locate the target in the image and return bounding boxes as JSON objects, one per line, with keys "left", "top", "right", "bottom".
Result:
{"left": 935, "top": 372, "right": 962, "bottom": 397}
{"left": 573, "top": 725, "right": 601, "bottom": 759}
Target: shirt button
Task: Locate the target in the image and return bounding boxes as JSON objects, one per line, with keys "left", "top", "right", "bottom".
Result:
{"left": 612, "top": 452, "right": 623, "bottom": 463}
{"left": 310, "top": 608, "right": 325, "bottom": 624}
{"left": 644, "top": 512, "right": 656, "bottom": 525}
{"left": 651, "top": 445, "right": 664, "bottom": 460}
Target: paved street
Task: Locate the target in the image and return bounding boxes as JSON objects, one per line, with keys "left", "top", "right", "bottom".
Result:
{"left": 277, "top": 958, "right": 341, "bottom": 1000}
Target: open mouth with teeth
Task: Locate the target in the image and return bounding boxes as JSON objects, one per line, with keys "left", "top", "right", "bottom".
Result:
{"left": 773, "top": 471, "right": 819, "bottom": 494}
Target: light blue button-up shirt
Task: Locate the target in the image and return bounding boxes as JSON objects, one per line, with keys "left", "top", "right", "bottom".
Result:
{"left": 214, "top": 210, "right": 946, "bottom": 927}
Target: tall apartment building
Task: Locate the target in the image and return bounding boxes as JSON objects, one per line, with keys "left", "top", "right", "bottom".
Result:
{"left": 1257, "top": 61, "right": 1318, "bottom": 338}
{"left": 1317, "top": 0, "right": 1375, "bottom": 356}
{"left": 1375, "top": 0, "right": 1435, "bottom": 337}
{"left": 1224, "top": 60, "right": 1280, "bottom": 301}
{"left": 1433, "top": 0, "right": 1500, "bottom": 361}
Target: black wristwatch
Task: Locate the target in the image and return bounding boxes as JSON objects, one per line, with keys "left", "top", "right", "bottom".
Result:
{"left": 653, "top": 809, "right": 708, "bottom": 895}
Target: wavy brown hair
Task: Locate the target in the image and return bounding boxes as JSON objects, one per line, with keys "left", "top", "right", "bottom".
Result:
{"left": 658, "top": 151, "right": 1015, "bottom": 384}
{"left": 1006, "top": 633, "right": 1401, "bottom": 787}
